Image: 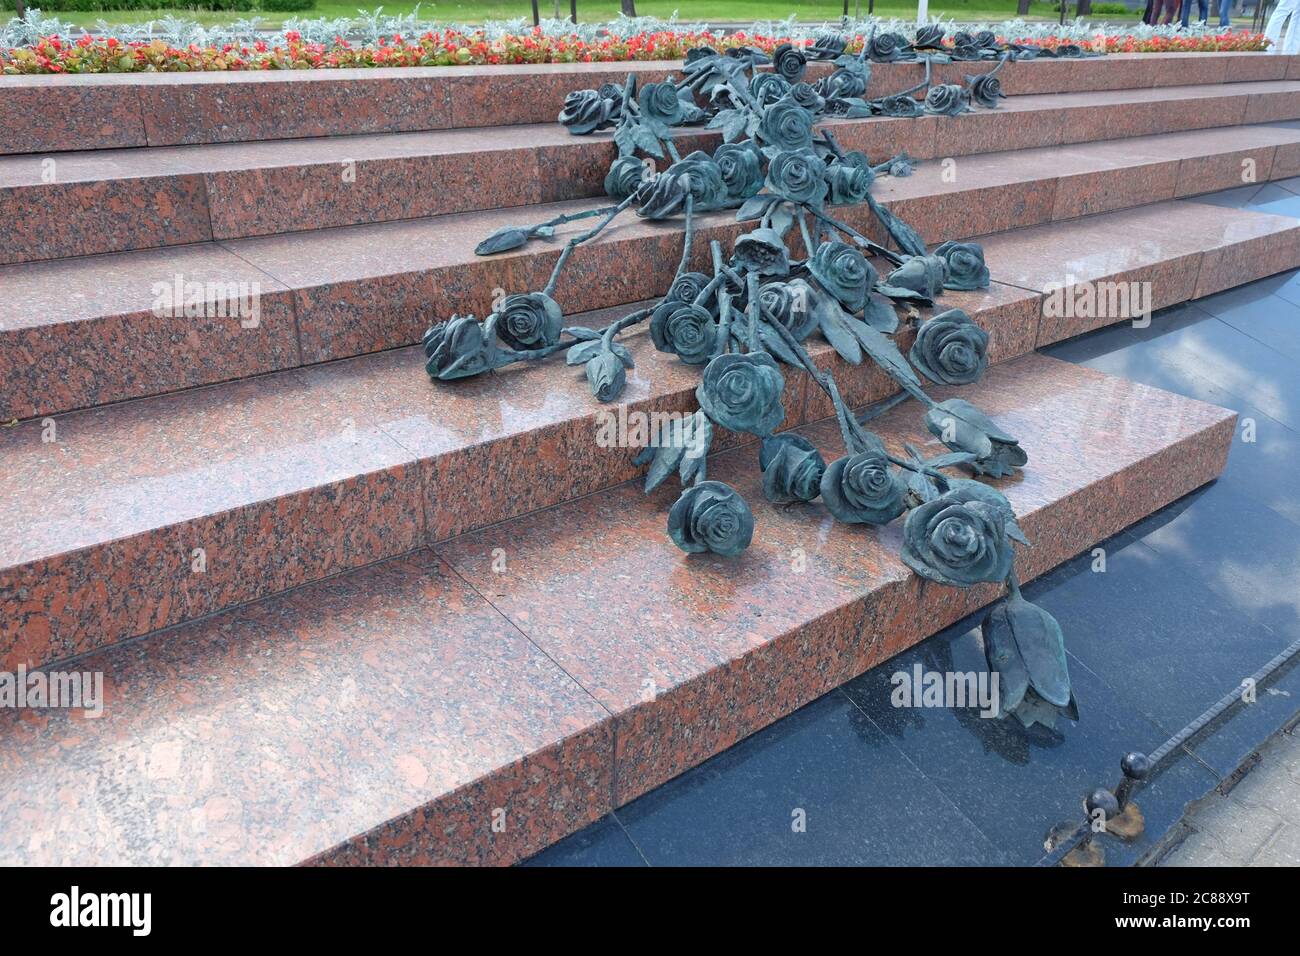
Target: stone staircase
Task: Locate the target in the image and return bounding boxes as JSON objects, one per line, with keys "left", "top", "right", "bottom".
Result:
{"left": 0, "top": 50, "right": 1295, "bottom": 865}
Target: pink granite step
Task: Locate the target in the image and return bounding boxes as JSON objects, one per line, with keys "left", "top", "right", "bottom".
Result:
{"left": 1, "top": 198, "right": 1288, "bottom": 675}
{"left": 4, "top": 94, "right": 1300, "bottom": 266}
{"left": 0, "top": 549, "right": 614, "bottom": 866}
{"left": 0, "top": 354, "right": 1235, "bottom": 864}
{"left": 437, "top": 354, "right": 1236, "bottom": 804}
{"left": 3, "top": 51, "right": 1295, "bottom": 154}
{"left": 6, "top": 125, "right": 1300, "bottom": 421}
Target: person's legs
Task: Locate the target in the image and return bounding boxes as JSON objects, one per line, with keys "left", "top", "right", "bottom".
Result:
{"left": 1218, "top": 0, "right": 1232, "bottom": 27}
{"left": 1265, "top": 0, "right": 1297, "bottom": 50}
{"left": 1285, "top": 0, "right": 1300, "bottom": 52}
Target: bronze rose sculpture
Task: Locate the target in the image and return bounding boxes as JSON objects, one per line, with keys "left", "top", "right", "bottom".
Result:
{"left": 423, "top": 33, "right": 1075, "bottom": 729}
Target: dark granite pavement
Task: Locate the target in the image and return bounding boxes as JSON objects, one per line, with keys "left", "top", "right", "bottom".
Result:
{"left": 525, "top": 180, "right": 1300, "bottom": 867}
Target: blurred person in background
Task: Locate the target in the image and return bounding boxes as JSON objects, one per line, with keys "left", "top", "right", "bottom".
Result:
{"left": 1150, "top": 0, "right": 1181, "bottom": 23}
{"left": 1181, "top": 0, "right": 1209, "bottom": 26}
{"left": 1265, "top": 0, "right": 1300, "bottom": 52}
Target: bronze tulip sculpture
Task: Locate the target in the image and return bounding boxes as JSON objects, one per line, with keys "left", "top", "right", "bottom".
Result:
{"left": 424, "top": 33, "right": 1076, "bottom": 729}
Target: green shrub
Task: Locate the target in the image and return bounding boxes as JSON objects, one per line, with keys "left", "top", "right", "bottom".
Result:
{"left": 260, "top": 0, "right": 315, "bottom": 10}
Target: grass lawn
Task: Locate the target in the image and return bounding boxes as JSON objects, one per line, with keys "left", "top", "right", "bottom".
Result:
{"left": 3, "top": 1, "right": 1149, "bottom": 31}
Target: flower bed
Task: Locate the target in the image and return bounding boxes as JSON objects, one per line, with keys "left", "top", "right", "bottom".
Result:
{"left": 0, "top": 25, "right": 1271, "bottom": 75}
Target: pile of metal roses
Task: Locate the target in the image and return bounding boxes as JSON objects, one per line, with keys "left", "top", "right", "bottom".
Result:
{"left": 422, "top": 37, "right": 1076, "bottom": 728}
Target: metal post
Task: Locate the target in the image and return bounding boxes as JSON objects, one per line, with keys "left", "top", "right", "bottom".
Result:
{"left": 531, "top": 0, "right": 540, "bottom": 28}
{"left": 570, "top": 0, "right": 577, "bottom": 24}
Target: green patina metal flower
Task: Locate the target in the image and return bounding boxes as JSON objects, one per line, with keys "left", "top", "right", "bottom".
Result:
{"left": 821, "top": 65, "right": 870, "bottom": 99}
{"left": 820, "top": 435, "right": 908, "bottom": 525}
{"left": 650, "top": 301, "right": 717, "bottom": 365}
{"left": 604, "top": 155, "right": 647, "bottom": 200}
{"left": 668, "top": 480, "right": 754, "bottom": 556}
{"left": 494, "top": 292, "right": 563, "bottom": 351}
{"left": 714, "top": 141, "right": 765, "bottom": 199}
{"left": 912, "top": 24, "right": 946, "bottom": 49}
{"left": 910, "top": 309, "right": 989, "bottom": 386}
{"left": 924, "top": 83, "right": 972, "bottom": 116}
{"left": 559, "top": 88, "right": 618, "bottom": 134}
{"left": 826, "top": 160, "right": 873, "bottom": 204}
{"left": 882, "top": 254, "right": 948, "bottom": 303}
{"left": 637, "top": 151, "right": 728, "bottom": 219}
{"left": 749, "top": 71, "right": 791, "bottom": 106}
{"left": 765, "top": 149, "right": 828, "bottom": 206}
{"left": 425, "top": 315, "right": 492, "bottom": 380}
{"left": 667, "top": 271, "right": 714, "bottom": 308}
{"left": 983, "top": 589, "right": 1078, "bottom": 728}
{"left": 759, "top": 433, "right": 826, "bottom": 504}
{"left": 808, "top": 240, "right": 872, "bottom": 312}
{"left": 901, "top": 481, "right": 1015, "bottom": 587}
{"left": 771, "top": 42, "right": 808, "bottom": 83}
{"left": 866, "top": 31, "right": 903, "bottom": 63}
{"left": 758, "top": 95, "right": 816, "bottom": 153}
{"left": 873, "top": 93, "right": 924, "bottom": 118}
{"left": 925, "top": 398, "right": 1028, "bottom": 477}
{"left": 933, "top": 240, "right": 991, "bottom": 291}
{"left": 439, "top": 38, "right": 1078, "bottom": 722}
{"left": 585, "top": 349, "right": 627, "bottom": 402}
{"left": 697, "top": 351, "right": 786, "bottom": 436}
{"left": 967, "top": 71, "right": 1007, "bottom": 109}
{"left": 734, "top": 228, "right": 791, "bottom": 276}
{"left": 788, "top": 81, "right": 826, "bottom": 112}
{"left": 758, "top": 279, "right": 820, "bottom": 341}
{"left": 638, "top": 80, "right": 685, "bottom": 129}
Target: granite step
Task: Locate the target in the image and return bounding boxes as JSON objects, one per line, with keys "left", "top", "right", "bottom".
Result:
{"left": 4, "top": 51, "right": 1296, "bottom": 154}
{"left": 5, "top": 94, "right": 1300, "bottom": 266}
{"left": 7, "top": 127, "right": 1300, "bottom": 422}
{"left": 0, "top": 354, "right": 1235, "bottom": 865}
{"left": 1, "top": 198, "right": 1290, "bottom": 676}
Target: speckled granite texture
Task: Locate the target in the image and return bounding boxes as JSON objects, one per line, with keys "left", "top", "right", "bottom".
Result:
{"left": 438, "top": 354, "right": 1235, "bottom": 803}
{"left": 0, "top": 551, "right": 613, "bottom": 866}
{"left": 8, "top": 102, "right": 1300, "bottom": 269}
{"left": 2, "top": 54, "right": 1295, "bottom": 153}
{"left": 0, "top": 355, "right": 1234, "bottom": 865}
{"left": 0, "top": 52, "right": 1272, "bottom": 866}
{"left": 1, "top": 196, "right": 1287, "bottom": 670}
{"left": 8, "top": 163, "right": 1300, "bottom": 422}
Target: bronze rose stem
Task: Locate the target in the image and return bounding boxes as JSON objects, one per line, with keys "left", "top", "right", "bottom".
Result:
{"left": 541, "top": 194, "right": 638, "bottom": 298}
{"left": 808, "top": 207, "right": 903, "bottom": 265}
